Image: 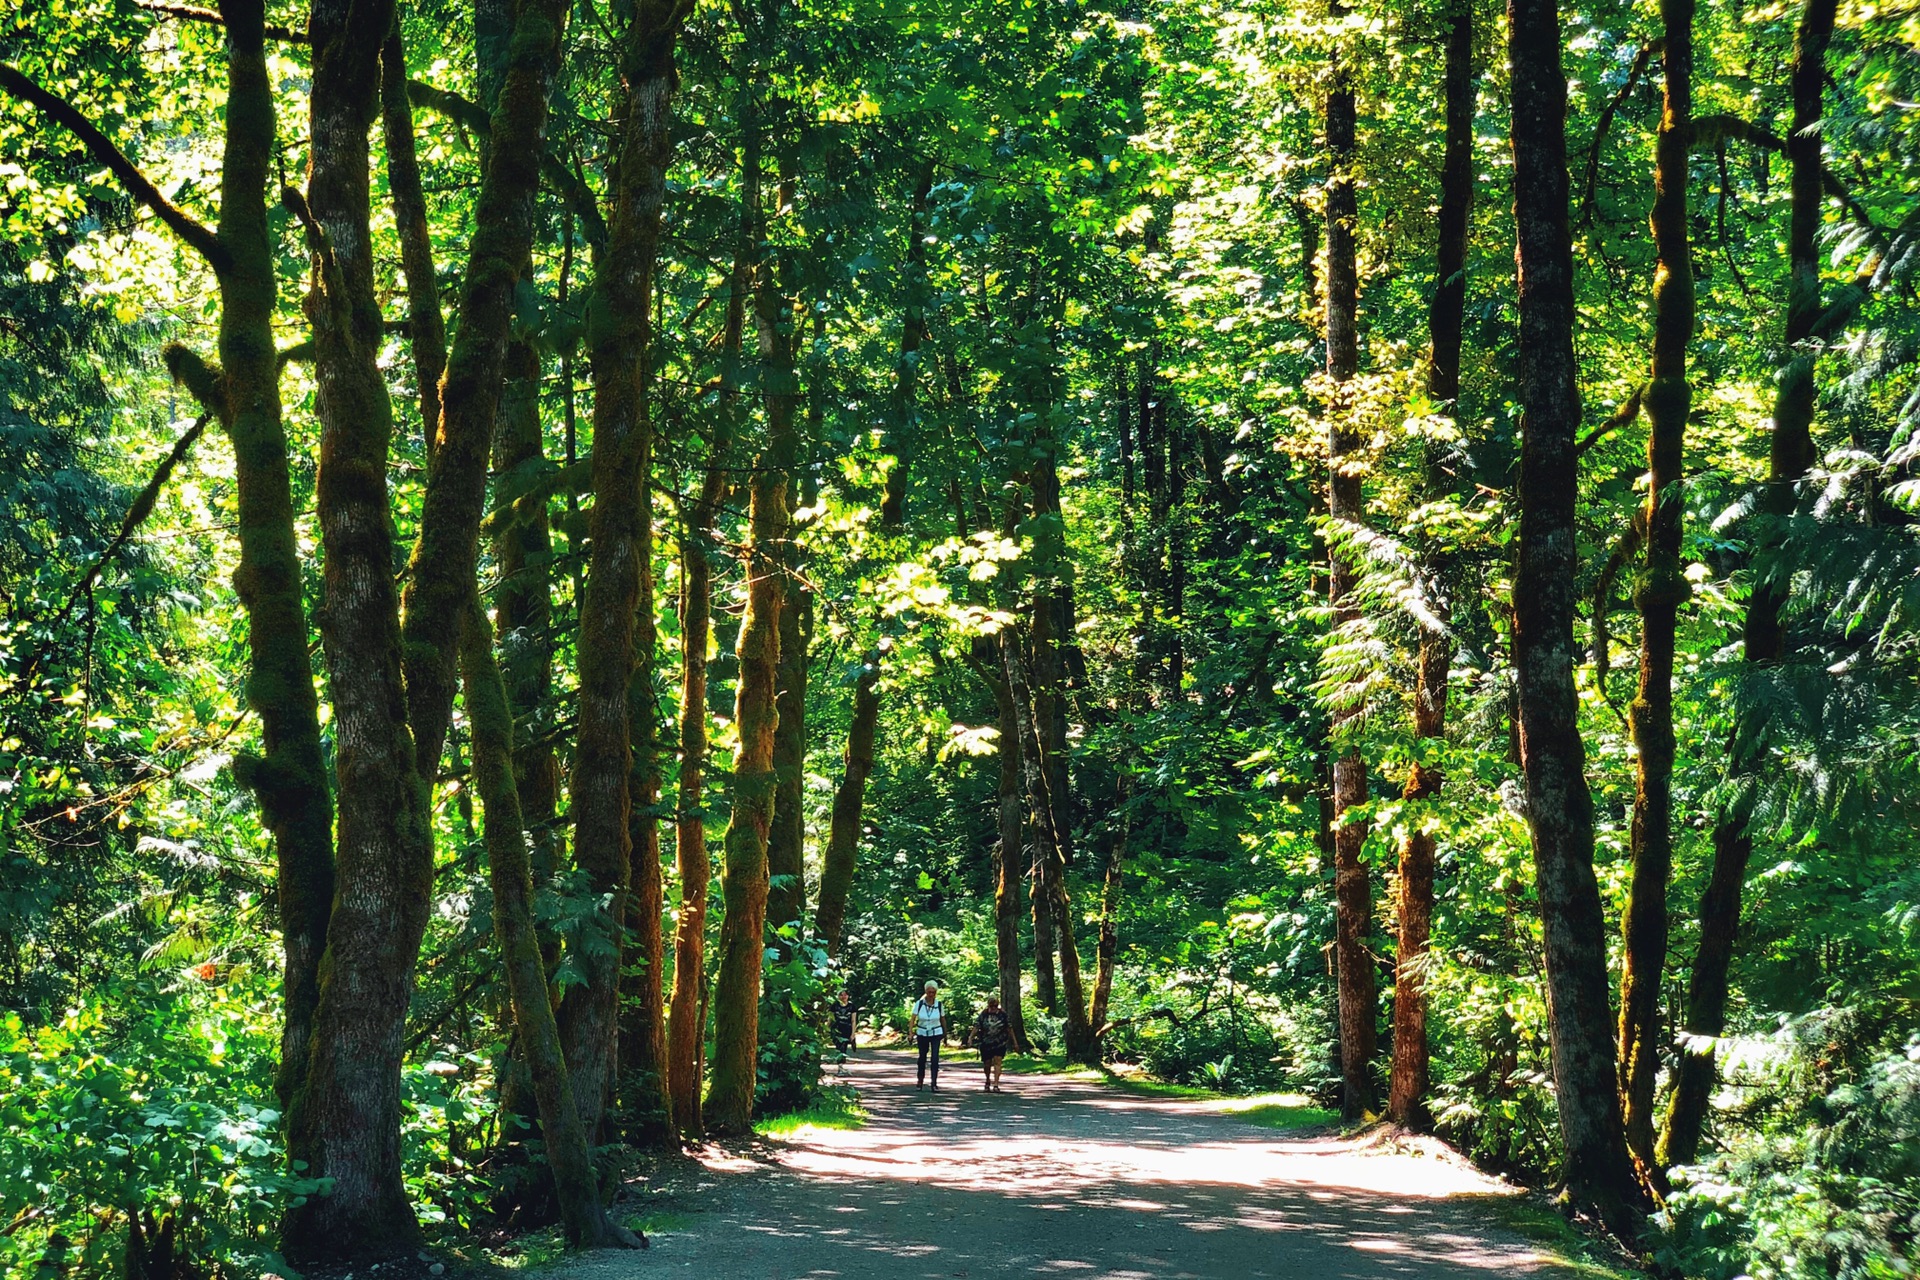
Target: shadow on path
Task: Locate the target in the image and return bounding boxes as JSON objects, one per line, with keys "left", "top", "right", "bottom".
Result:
{"left": 559, "top": 1052, "right": 1585, "bottom": 1280}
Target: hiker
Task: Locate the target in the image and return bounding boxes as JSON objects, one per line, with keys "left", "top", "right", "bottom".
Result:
{"left": 974, "top": 994, "right": 1012, "bottom": 1092}
{"left": 830, "top": 989, "right": 857, "bottom": 1053}
{"left": 911, "top": 980, "right": 947, "bottom": 1090}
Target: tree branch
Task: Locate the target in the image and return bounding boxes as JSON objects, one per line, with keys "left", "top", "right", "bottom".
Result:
{"left": 1577, "top": 383, "right": 1644, "bottom": 457}
{"left": 1579, "top": 41, "right": 1659, "bottom": 227}
{"left": 20, "top": 414, "right": 212, "bottom": 685}
{"left": 408, "top": 79, "right": 607, "bottom": 249}
{"left": 130, "top": 0, "right": 308, "bottom": 43}
{"left": 0, "top": 64, "right": 229, "bottom": 274}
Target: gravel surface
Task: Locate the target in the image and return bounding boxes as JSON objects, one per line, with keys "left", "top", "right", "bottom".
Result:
{"left": 557, "top": 1051, "right": 1590, "bottom": 1279}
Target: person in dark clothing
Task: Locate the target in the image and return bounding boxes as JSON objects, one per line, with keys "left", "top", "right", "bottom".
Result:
{"left": 830, "top": 990, "right": 857, "bottom": 1053}
{"left": 911, "top": 980, "right": 946, "bottom": 1090}
{"left": 974, "top": 995, "right": 1013, "bottom": 1092}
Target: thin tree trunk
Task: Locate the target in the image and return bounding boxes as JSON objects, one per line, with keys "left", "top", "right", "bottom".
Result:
{"left": 982, "top": 644, "right": 1031, "bottom": 1052}
{"left": 1660, "top": 0, "right": 1838, "bottom": 1171}
{"left": 1031, "top": 834, "right": 1057, "bottom": 1013}
{"left": 665, "top": 240, "right": 747, "bottom": 1141}
{"left": 879, "top": 163, "right": 935, "bottom": 528}
{"left": 458, "top": 601, "right": 641, "bottom": 1250}
{"left": 1324, "top": 2, "right": 1376, "bottom": 1124}
{"left": 379, "top": 27, "right": 444, "bottom": 459}
{"left": 1007, "top": 611, "right": 1094, "bottom": 1062}
{"left": 1388, "top": 0, "right": 1471, "bottom": 1133}
{"left": 1621, "top": 0, "right": 1694, "bottom": 1177}
{"left": 559, "top": 0, "right": 690, "bottom": 1141}
{"left": 816, "top": 659, "right": 879, "bottom": 956}
{"left": 284, "top": 0, "right": 430, "bottom": 1258}
{"left": 1088, "top": 781, "right": 1128, "bottom": 1036}
{"left": 1507, "top": 0, "right": 1650, "bottom": 1235}
{"left": 707, "top": 88, "right": 800, "bottom": 1134}
{"left": 767, "top": 530, "right": 813, "bottom": 949}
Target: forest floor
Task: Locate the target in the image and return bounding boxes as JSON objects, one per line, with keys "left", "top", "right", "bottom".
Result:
{"left": 547, "top": 1051, "right": 1621, "bottom": 1280}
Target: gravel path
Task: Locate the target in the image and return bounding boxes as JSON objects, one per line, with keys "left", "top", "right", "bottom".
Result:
{"left": 557, "top": 1051, "right": 1589, "bottom": 1279}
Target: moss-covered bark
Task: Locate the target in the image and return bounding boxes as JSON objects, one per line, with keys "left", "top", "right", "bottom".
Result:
{"left": 284, "top": 0, "right": 430, "bottom": 1260}
{"left": 666, "top": 247, "right": 746, "bottom": 1141}
{"left": 707, "top": 91, "right": 799, "bottom": 1133}
{"left": 458, "top": 601, "right": 642, "bottom": 1251}
{"left": 1660, "top": 0, "right": 1839, "bottom": 1172}
{"left": 767, "top": 568, "right": 813, "bottom": 949}
{"left": 399, "top": 0, "right": 573, "bottom": 783}
{"left": 560, "top": 0, "right": 692, "bottom": 1140}
{"left": 1620, "top": 0, "right": 1694, "bottom": 1176}
{"left": 816, "top": 657, "right": 878, "bottom": 956}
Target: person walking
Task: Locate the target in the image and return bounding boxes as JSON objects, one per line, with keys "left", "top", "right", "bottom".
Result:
{"left": 911, "top": 980, "right": 947, "bottom": 1091}
{"left": 829, "top": 990, "right": 857, "bottom": 1054}
{"left": 974, "top": 994, "right": 1012, "bottom": 1092}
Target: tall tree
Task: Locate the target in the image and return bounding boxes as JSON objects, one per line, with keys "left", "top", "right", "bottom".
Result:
{"left": 1620, "top": 0, "right": 1695, "bottom": 1174}
{"left": 707, "top": 64, "right": 801, "bottom": 1133}
{"left": 665, "top": 237, "right": 749, "bottom": 1139}
{"left": 1507, "top": 0, "right": 1650, "bottom": 1235}
{"left": 1659, "top": 0, "right": 1841, "bottom": 1170}
{"left": 1324, "top": 0, "right": 1376, "bottom": 1124}
{"left": 1388, "top": 0, "right": 1472, "bottom": 1132}
{"left": 559, "top": 0, "right": 693, "bottom": 1141}
{"left": 1, "top": 0, "right": 335, "bottom": 1119}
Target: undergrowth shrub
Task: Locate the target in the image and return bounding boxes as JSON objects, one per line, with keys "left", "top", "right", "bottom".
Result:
{"left": 1661, "top": 1013, "right": 1920, "bottom": 1280}
{"left": 0, "top": 979, "right": 315, "bottom": 1279}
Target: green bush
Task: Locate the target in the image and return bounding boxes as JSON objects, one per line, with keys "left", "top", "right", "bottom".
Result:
{"left": 0, "top": 980, "right": 318, "bottom": 1279}
{"left": 1662, "top": 1017, "right": 1920, "bottom": 1280}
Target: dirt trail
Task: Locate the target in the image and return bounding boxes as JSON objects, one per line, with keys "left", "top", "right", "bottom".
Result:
{"left": 559, "top": 1051, "right": 1588, "bottom": 1279}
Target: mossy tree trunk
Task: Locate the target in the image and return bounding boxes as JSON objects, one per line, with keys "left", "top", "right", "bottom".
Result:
{"left": 1620, "top": 0, "right": 1694, "bottom": 1178}
{"left": 665, "top": 238, "right": 748, "bottom": 1141}
{"left": 284, "top": 0, "right": 431, "bottom": 1259}
{"left": 1388, "top": 0, "right": 1470, "bottom": 1133}
{"left": 458, "top": 602, "right": 641, "bottom": 1250}
{"left": 707, "top": 73, "right": 801, "bottom": 1135}
{"left": 1507, "top": 0, "right": 1651, "bottom": 1236}
{"left": 0, "top": 3, "right": 339, "bottom": 1122}
{"left": 559, "top": 0, "right": 691, "bottom": 1142}
{"left": 1324, "top": 0, "right": 1376, "bottom": 1124}
{"left": 1660, "top": 0, "right": 1839, "bottom": 1172}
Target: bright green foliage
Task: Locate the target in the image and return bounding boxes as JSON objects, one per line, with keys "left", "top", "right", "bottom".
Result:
{"left": 0, "top": 983, "right": 316, "bottom": 1278}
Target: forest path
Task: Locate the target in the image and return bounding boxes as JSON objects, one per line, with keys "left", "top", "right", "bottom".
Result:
{"left": 560, "top": 1051, "right": 1591, "bottom": 1280}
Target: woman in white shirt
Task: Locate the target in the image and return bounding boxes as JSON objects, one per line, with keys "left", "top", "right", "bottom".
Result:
{"left": 911, "top": 980, "right": 947, "bottom": 1090}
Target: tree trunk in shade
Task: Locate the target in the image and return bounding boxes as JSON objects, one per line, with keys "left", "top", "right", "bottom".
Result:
{"left": 1507, "top": 0, "right": 1651, "bottom": 1236}
{"left": 1388, "top": 0, "right": 1470, "bottom": 1132}
{"left": 1660, "top": 0, "right": 1838, "bottom": 1172}
{"left": 557, "top": 0, "right": 690, "bottom": 1145}
{"left": 706, "top": 85, "right": 800, "bottom": 1135}
{"left": 1324, "top": 0, "right": 1376, "bottom": 1124}
{"left": 1620, "top": 0, "right": 1694, "bottom": 1179}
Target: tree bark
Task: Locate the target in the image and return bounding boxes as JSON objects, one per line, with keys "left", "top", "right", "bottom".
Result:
{"left": 458, "top": 601, "right": 641, "bottom": 1250}
{"left": 620, "top": 416, "right": 671, "bottom": 1144}
{"left": 283, "top": 0, "right": 430, "bottom": 1259}
{"left": 379, "top": 26, "right": 444, "bottom": 458}
{"left": 1507, "top": 0, "right": 1650, "bottom": 1235}
{"left": 558, "top": 0, "right": 690, "bottom": 1142}
{"left": 816, "top": 657, "right": 879, "bottom": 957}
{"left": 1088, "top": 783, "right": 1128, "bottom": 1037}
{"left": 1659, "top": 0, "right": 1838, "bottom": 1171}
{"left": 982, "top": 643, "right": 1031, "bottom": 1052}
{"left": 767, "top": 545, "right": 813, "bottom": 950}
{"left": 1324, "top": 3, "right": 1376, "bottom": 1124}
{"left": 1388, "top": 0, "right": 1471, "bottom": 1133}
{"left": 665, "top": 237, "right": 747, "bottom": 1141}
{"left": 1620, "top": 0, "right": 1694, "bottom": 1177}
{"left": 706, "top": 88, "right": 800, "bottom": 1134}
